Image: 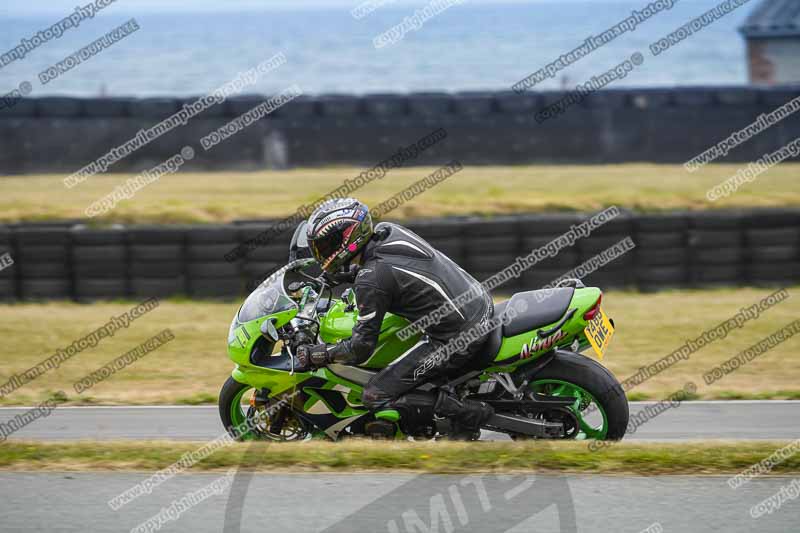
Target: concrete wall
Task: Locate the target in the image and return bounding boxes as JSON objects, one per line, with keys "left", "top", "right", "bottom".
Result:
{"left": 1, "top": 86, "right": 800, "bottom": 174}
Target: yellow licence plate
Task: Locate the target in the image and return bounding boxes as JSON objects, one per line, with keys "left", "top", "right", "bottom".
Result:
{"left": 584, "top": 307, "right": 614, "bottom": 360}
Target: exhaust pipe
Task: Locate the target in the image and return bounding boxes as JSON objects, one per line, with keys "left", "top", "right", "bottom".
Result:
{"left": 486, "top": 413, "right": 564, "bottom": 438}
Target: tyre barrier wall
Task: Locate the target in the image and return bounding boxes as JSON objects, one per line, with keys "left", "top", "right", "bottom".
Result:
{"left": 0, "top": 209, "right": 798, "bottom": 302}
{"left": 2, "top": 86, "right": 800, "bottom": 173}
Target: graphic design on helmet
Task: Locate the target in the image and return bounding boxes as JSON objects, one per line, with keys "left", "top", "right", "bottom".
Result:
{"left": 306, "top": 198, "right": 374, "bottom": 272}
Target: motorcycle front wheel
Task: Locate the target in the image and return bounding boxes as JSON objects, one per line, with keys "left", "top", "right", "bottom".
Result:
{"left": 218, "top": 376, "right": 307, "bottom": 441}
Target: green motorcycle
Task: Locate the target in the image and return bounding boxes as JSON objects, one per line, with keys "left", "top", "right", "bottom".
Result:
{"left": 219, "top": 236, "right": 629, "bottom": 442}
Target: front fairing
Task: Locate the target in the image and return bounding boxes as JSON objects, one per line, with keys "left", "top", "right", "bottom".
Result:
{"left": 227, "top": 260, "right": 314, "bottom": 371}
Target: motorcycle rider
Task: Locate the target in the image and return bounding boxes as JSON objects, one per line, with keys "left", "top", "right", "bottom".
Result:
{"left": 294, "top": 198, "right": 495, "bottom": 439}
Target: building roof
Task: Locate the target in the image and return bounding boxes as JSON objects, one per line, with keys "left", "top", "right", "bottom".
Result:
{"left": 739, "top": 0, "right": 800, "bottom": 38}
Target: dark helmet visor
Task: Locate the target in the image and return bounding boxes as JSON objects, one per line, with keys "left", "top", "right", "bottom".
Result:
{"left": 309, "top": 229, "right": 346, "bottom": 264}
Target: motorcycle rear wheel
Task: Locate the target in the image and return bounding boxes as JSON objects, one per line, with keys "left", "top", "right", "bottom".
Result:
{"left": 515, "top": 350, "right": 629, "bottom": 440}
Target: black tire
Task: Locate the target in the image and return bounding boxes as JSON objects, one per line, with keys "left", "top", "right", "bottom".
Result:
{"left": 583, "top": 217, "right": 633, "bottom": 237}
{"left": 130, "top": 261, "right": 183, "bottom": 278}
{"left": 520, "top": 214, "right": 584, "bottom": 236}
{"left": 128, "top": 98, "right": 180, "bottom": 119}
{"left": 464, "top": 236, "right": 518, "bottom": 255}
{"left": 522, "top": 235, "right": 571, "bottom": 251}
{"left": 582, "top": 269, "right": 634, "bottom": 289}
{"left": 36, "top": 97, "right": 84, "bottom": 117}
{"left": 218, "top": 376, "right": 307, "bottom": 441}
{"left": 464, "top": 220, "right": 519, "bottom": 237}
{"left": 20, "top": 279, "right": 71, "bottom": 300}
{"left": 73, "top": 261, "right": 127, "bottom": 278}
{"left": 691, "top": 265, "right": 742, "bottom": 284}
{"left": 746, "top": 262, "right": 800, "bottom": 283}
{"left": 497, "top": 92, "right": 537, "bottom": 113}
{"left": 130, "top": 244, "right": 183, "bottom": 261}
{"left": 688, "top": 230, "right": 740, "bottom": 248}
{"left": 187, "top": 261, "right": 240, "bottom": 278}
{"left": 744, "top": 210, "right": 800, "bottom": 229}
{"left": 634, "top": 214, "right": 689, "bottom": 233}
{"left": 83, "top": 98, "right": 131, "bottom": 118}
{"left": 72, "top": 245, "right": 126, "bottom": 262}
{"left": 187, "top": 244, "right": 237, "bottom": 261}
{"left": 637, "top": 248, "right": 688, "bottom": 266}
{"left": 689, "top": 212, "right": 744, "bottom": 230}
{"left": 75, "top": 279, "right": 128, "bottom": 301}
{"left": 534, "top": 250, "right": 580, "bottom": 269}
{"left": 16, "top": 245, "right": 68, "bottom": 261}
{"left": 636, "top": 265, "right": 687, "bottom": 285}
{"left": 466, "top": 254, "right": 519, "bottom": 272}
{"left": 530, "top": 350, "right": 629, "bottom": 440}
{"left": 453, "top": 93, "right": 494, "bottom": 116}
{"left": 240, "top": 243, "right": 289, "bottom": 262}
{"left": 579, "top": 235, "right": 631, "bottom": 252}
{"left": 692, "top": 247, "right": 743, "bottom": 265}
{"left": 408, "top": 93, "right": 452, "bottom": 117}
{"left": 18, "top": 262, "right": 69, "bottom": 278}
{"left": 186, "top": 226, "right": 239, "bottom": 244}
{"left": 236, "top": 224, "right": 290, "bottom": 247}
{"left": 362, "top": 94, "right": 408, "bottom": 117}
{"left": 14, "top": 228, "right": 70, "bottom": 245}
{"left": 188, "top": 277, "right": 242, "bottom": 299}
{"left": 749, "top": 246, "right": 798, "bottom": 263}
{"left": 71, "top": 228, "right": 126, "bottom": 245}
{"left": 406, "top": 221, "right": 462, "bottom": 240}
{"left": 0, "top": 278, "right": 16, "bottom": 301}
{"left": 127, "top": 226, "right": 186, "bottom": 244}
{"left": 582, "top": 248, "right": 634, "bottom": 268}
{"left": 634, "top": 232, "right": 685, "bottom": 248}
{"left": 219, "top": 376, "right": 250, "bottom": 439}
{"left": 745, "top": 228, "right": 800, "bottom": 247}
{"left": 130, "top": 277, "right": 185, "bottom": 298}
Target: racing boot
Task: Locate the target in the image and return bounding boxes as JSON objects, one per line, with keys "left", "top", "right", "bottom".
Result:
{"left": 434, "top": 391, "right": 494, "bottom": 441}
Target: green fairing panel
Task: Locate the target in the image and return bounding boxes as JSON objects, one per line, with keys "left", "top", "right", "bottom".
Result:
{"left": 231, "top": 364, "right": 311, "bottom": 396}
{"left": 491, "top": 287, "right": 602, "bottom": 371}
{"left": 227, "top": 307, "right": 297, "bottom": 365}
{"left": 228, "top": 306, "right": 304, "bottom": 396}
{"left": 302, "top": 367, "right": 368, "bottom": 418}
{"left": 319, "top": 300, "right": 421, "bottom": 369}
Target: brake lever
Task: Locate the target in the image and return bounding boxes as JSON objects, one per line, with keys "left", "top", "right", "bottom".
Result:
{"left": 286, "top": 345, "right": 295, "bottom": 375}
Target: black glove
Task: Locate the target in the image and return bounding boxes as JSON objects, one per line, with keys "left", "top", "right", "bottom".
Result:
{"left": 295, "top": 343, "right": 331, "bottom": 371}
{"left": 323, "top": 264, "right": 359, "bottom": 286}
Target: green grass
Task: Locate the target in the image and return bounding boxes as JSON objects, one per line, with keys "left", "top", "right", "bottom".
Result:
{"left": 1, "top": 163, "right": 799, "bottom": 223}
{"left": 1, "top": 440, "right": 798, "bottom": 475}
{"left": 1, "top": 287, "right": 799, "bottom": 406}
{"left": 709, "top": 390, "right": 800, "bottom": 401}
{"left": 175, "top": 392, "right": 220, "bottom": 405}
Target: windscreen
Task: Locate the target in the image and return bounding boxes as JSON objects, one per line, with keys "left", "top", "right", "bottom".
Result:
{"left": 237, "top": 274, "right": 297, "bottom": 323}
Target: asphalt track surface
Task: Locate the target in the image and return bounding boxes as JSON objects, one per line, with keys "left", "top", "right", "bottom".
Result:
{"left": 1, "top": 401, "right": 798, "bottom": 441}
{"left": 2, "top": 402, "right": 799, "bottom": 532}
{"left": 0, "top": 472, "right": 798, "bottom": 532}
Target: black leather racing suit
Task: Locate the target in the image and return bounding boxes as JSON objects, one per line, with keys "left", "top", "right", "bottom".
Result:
{"left": 326, "top": 222, "right": 494, "bottom": 411}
